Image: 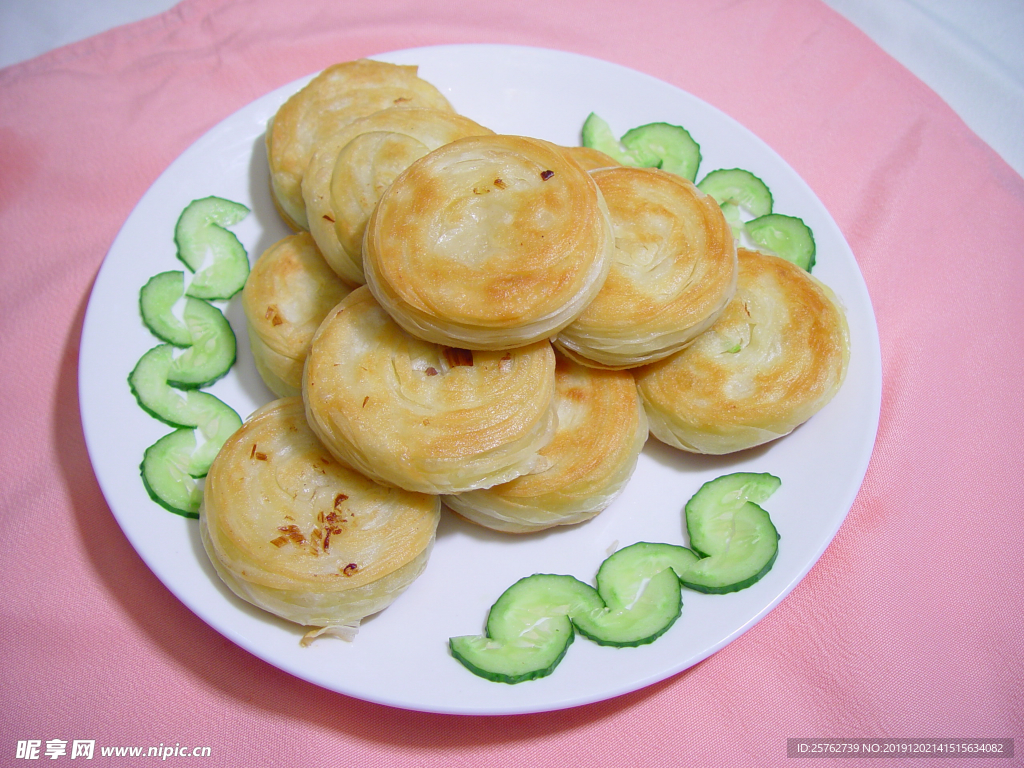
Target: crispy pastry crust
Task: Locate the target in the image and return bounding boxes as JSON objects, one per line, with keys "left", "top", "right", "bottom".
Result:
{"left": 635, "top": 248, "right": 850, "bottom": 454}
{"left": 266, "top": 59, "right": 453, "bottom": 231}
{"left": 301, "top": 108, "right": 493, "bottom": 285}
{"left": 303, "top": 287, "right": 559, "bottom": 494}
{"left": 242, "top": 233, "right": 352, "bottom": 397}
{"left": 562, "top": 145, "right": 621, "bottom": 171}
{"left": 555, "top": 166, "right": 737, "bottom": 369}
{"left": 362, "top": 134, "right": 614, "bottom": 349}
{"left": 444, "top": 355, "right": 648, "bottom": 533}
{"left": 200, "top": 397, "right": 441, "bottom": 628}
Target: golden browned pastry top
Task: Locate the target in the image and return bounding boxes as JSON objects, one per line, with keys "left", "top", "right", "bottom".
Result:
{"left": 266, "top": 59, "right": 453, "bottom": 231}
{"left": 445, "top": 354, "right": 648, "bottom": 533}
{"left": 562, "top": 145, "right": 621, "bottom": 171}
{"left": 303, "top": 287, "right": 558, "bottom": 494}
{"left": 635, "top": 248, "right": 850, "bottom": 454}
{"left": 301, "top": 107, "right": 493, "bottom": 285}
{"left": 556, "top": 166, "right": 736, "bottom": 369}
{"left": 241, "top": 233, "right": 352, "bottom": 397}
{"left": 202, "top": 397, "right": 440, "bottom": 594}
{"left": 362, "top": 134, "right": 613, "bottom": 349}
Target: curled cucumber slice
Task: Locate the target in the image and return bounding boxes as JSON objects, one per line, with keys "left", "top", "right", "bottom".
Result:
{"left": 682, "top": 472, "right": 781, "bottom": 593}
{"left": 129, "top": 345, "right": 234, "bottom": 427}
{"left": 174, "top": 196, "right": 251, "bottom": 300}
{"left": 451, "top": 472, "right": 782, "bottom": 683}
{"left": 141, "top": 430, "right": 205, "bottom": 518}
{"left": 746, "top": 213, "right": 816, "bottom": 271}
{"left": 451, "top": 575, "right": 594, "bottom": 684}
{"left": 581, "top": 113, "right": 702, "bottom": 181}
{"left": 132, "top": 195, "right": 248, "bottom": 517}
{"left": 580, "top": 113, "right": 638, "bottom": 166}
{"left": 139, "top": 410, "right": 242, "bottom": 518}
{"left": 620, "top": 122, "right": 701, "bottom": 182}
{"left": 697, "top": 168, "right": 773, "bottom": 217}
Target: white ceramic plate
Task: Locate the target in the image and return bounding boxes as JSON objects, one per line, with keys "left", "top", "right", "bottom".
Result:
{"left": 79, "top": 44, "right": 881, "bottom": 715}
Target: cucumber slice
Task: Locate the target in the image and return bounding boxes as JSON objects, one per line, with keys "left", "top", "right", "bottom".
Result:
{"left": 139, "top": 271, "right": 192, "bottom": 346}
{"left": 451, "top": 574, "right": 597, "bottom": 684}
{"left": 165, "top": 311, "right": 236, "bottom": 389}
{"left": 681, "top": 472, "right": 781, "bottom": 594}
{"left": 581, "top": 114, "right": 701, "bottom": 180}
{"left": 138, "top": 272, "right": 237, "bottom": 387}
{"left": 746, "top": 213, "right": 816, "bottom": 271}
{"left": 620, "top": 122, "right": 701, "bottom": 181}
{"left": 451, "top": 472, "right": 783, "bottom": 683}
{"left": 174, "top": 196, "right": 251, "bottom": 300}
{"left": 129, "top": 345, "right": 240, "bottom": 431}
{"left": 580, "top": 113, "right": 639, "bottom": 166}
{"left": 697, "top": 168, "right": 773, "bottom": 217}
{"left": 573, "top": 552, "right": 683, "bottom": 647}
{"left": 140, "top": 429, "right": 205, "bottom": 517}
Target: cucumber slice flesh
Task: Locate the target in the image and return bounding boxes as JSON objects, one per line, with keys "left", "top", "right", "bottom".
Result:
{"left": 697, "top": 168, "right": 773, "bottom": 217}
{"left": 580, "top": 113, "right": 640, "bottom": 166}
{"left": 574, "top": 562, "right": 682, "bottom": 647}
{"left": 165, "top": 310, "right": 237, "bottom": 389}
{"left": 453, "top": 574, "right": 594, "bottom": 684}
{"left": 174, "top": 196, "right": 251, "bottom": 300}
{"left": 139, "top": 271, "right": 192, "bottom": 346}
{"left": 450, "top": 617, "right": 575, "bottom": 685}
{"left": 140, "top": 410, "right": 240, "bottom": 516}
{"left": 681, "top": 472, "right": 781, "bottom": 593}
{"left": 129, "top": 345, "right": 240, "bottom": 432}
{"left": 621, "top": 122, "right": 701, "bottom": 181}
{"left": 746, "top": 213, "right": 816, "bottom": 271}
{"left": 140, "top": 430, "right": 205, "bottom": 518}
{"left": 451, "top": 473, "right": 784, "bottom": 683}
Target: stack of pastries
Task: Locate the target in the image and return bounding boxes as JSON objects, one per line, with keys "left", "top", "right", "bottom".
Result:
{"left": 200, "top": 59, "right": 850, "bottom": 640}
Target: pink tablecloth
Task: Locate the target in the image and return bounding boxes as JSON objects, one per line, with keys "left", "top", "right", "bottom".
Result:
{"left": 1, "top": 0, "right": 1021, "bottom": 764}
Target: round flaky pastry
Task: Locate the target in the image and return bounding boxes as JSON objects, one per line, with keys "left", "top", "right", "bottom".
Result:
{"left": 635, "top": 248, "right": 850, "bottom": 454}
{"left": 301, "top": 108, "right": 493, "bottom": 285}
{"left": 200, "top": 397, "right": 441, "bottom": 635}
{"left": 555, "top": 166, "right": 737, "bottom": 369}
{"left": 561, "top": 145, "right": 621, "bottom": 171}
{"left": 363, "top": 134, "right": 614, "bottom": 349}
{"left": 444, "top": 355, "right": 648, "bottom": 533}
{"left": 266, "top": 59, "right": 453, "bottom": 231}
{"left": 242, "top": 233, "right": 353, "bottom": 398}
{"left": 303, "top": 287, "right": 559, "bottom": 494}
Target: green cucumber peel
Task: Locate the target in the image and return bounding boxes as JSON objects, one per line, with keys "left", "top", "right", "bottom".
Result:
{"left": 697, "top": 168, "right": 773, "bottom": 217}
{"left": 450, "top": 472, "right": 781, "bottom": 683}
{"left": 174, "top": 196, "right": 251, "bottom": 300}
{"left": 745, "top": 213, "right": 816, "bottom": 271}
{"left": 581, "top": 113, "right": 702, "bottom": 181}
{"left": 132, "top": 196, "right": 248, "bottom": 516}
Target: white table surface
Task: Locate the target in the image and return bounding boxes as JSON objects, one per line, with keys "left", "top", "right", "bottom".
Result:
{"left": 1, "top": 0, "right": 1021, "bottom": 178}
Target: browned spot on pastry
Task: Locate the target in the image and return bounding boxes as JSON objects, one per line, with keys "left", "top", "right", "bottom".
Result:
{"left": 443, "top": 347, "right": 474, "bottom": 367}
{"left": 342, "top": 563, "right": 359, "bottom": 576}
{"left": 334, "top": 493, "right": 348, "bottom": 510}
{"left": 322, "top": 214, "right": 335, "bottom": 223}
{"left": 362, "top": 396, "right": 370, "bottom": 408}
{"left": 275, "top": 525, "right": 306, "bottom": 545}
{"left": 493, "top": 178, "right": 507, "bottom": 189}
{"left": 425, "top": 367, "right": 438, "bottom": 376}
{"left": 541, "top": 169, "right": 555, "bottom": 180}
{"left": 265, "top": 304, "right": 284, "bottom": 326}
